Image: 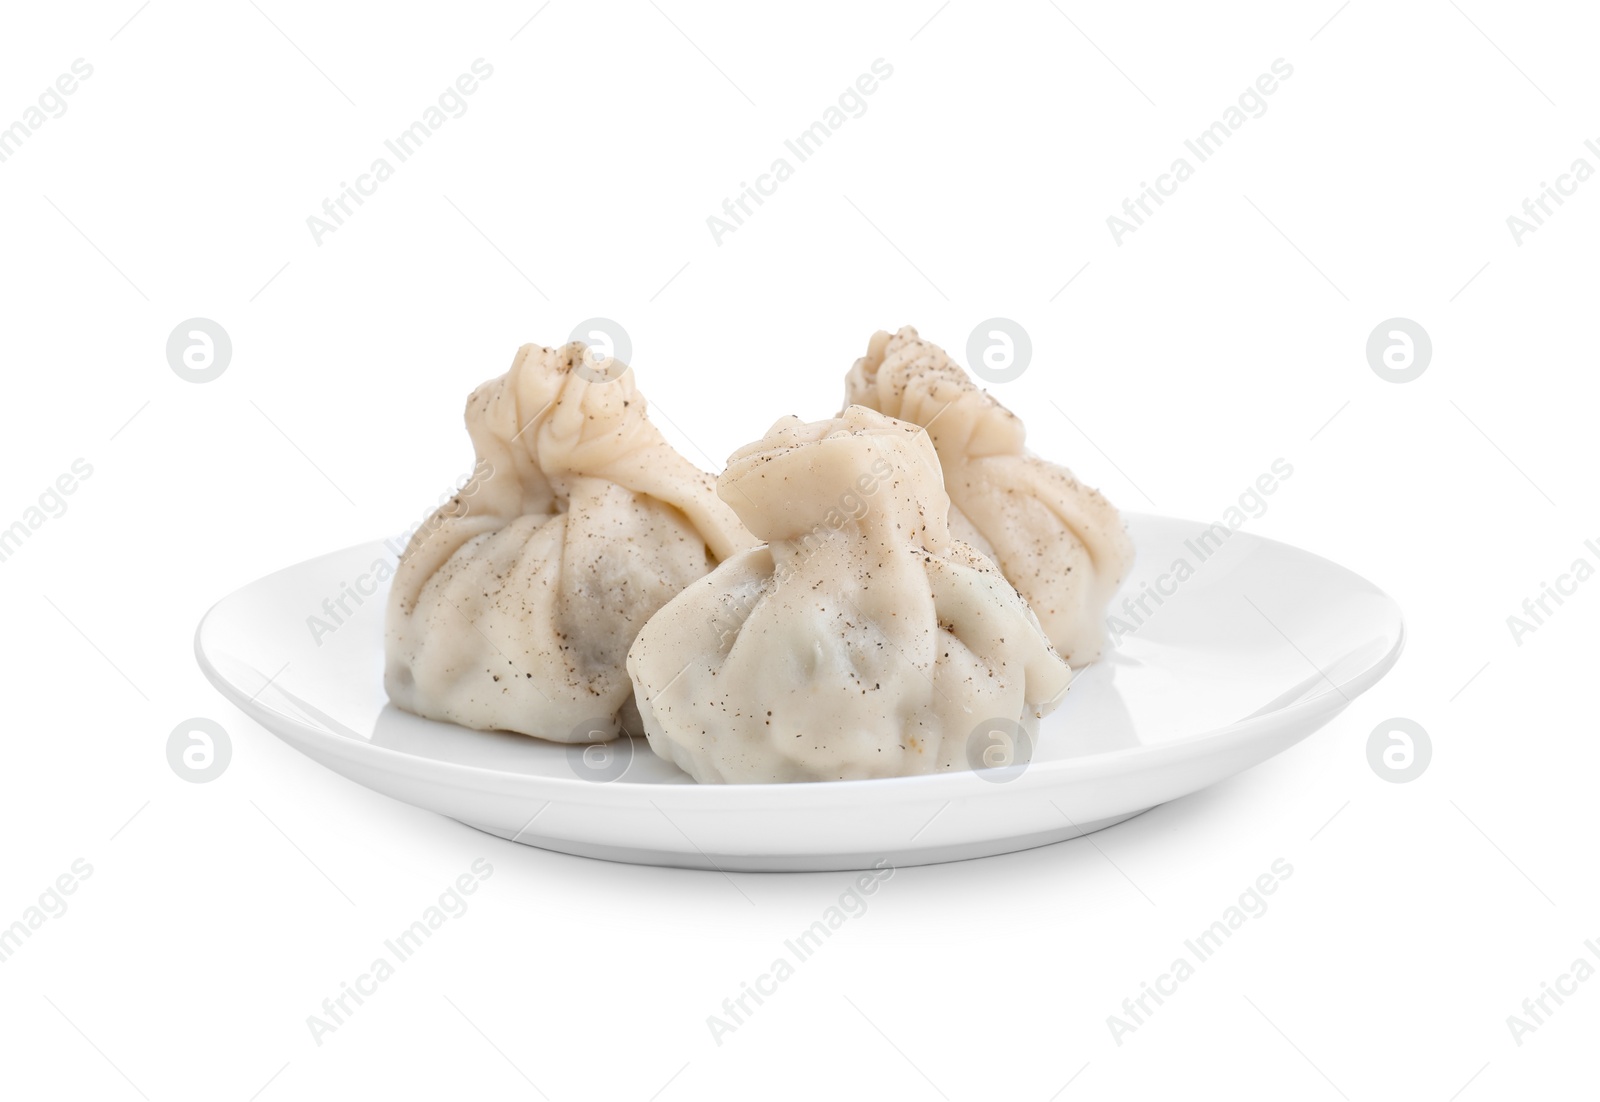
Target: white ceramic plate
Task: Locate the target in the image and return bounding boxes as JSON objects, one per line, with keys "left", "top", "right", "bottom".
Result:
{"left": 196, "top": 514, "right": 1402, "bottom": 871}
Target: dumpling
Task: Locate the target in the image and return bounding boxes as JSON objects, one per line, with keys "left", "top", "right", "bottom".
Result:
{"left": 626, "top": 405, "right": 1073, "bottom": 783}
{"left": 843, "top": 326, "right": 1135, "bottom": 663}
{"left": 385, "top": 341, "right": 756, "bottom": 742}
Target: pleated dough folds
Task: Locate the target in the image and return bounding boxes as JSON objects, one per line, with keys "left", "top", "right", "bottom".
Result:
{"left": 844, "top": 326, "right": 1134, "bottom": 663}
{"left": 628, "top": 405, "right": 1073, "bottom": 783}
{"left": 385, "top": 342, "right": 755, "bottom": 742}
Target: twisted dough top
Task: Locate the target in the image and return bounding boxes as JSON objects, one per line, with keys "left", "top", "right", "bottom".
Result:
{"left": 843, "top": 326, "right": 1027, "bottom": 460}
{"left": 457, "top": 341, "right": 754, "bottom": 562}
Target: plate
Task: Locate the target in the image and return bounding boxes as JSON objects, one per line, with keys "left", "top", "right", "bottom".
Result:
{"left": 195, "top": 514, "right": 1403, "bottom": 871}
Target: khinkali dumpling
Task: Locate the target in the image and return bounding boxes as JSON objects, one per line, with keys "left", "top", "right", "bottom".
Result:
{"left": 386, "top": 341, "right": 756, "bottom": 742}
{"left": 627, "top": 405, "right": 1073, "bottom": 783}
{"left": 844, "top": 327, "right": 1134, "bottom": 663}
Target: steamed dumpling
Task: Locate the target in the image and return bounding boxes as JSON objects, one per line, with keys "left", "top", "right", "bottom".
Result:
{"left": 844, "top": 327, "right": 1134, "bottom": 663}
{"left": 627, "top": 405, "right": 1073, "bottom": 783}
{"left": 385, "top": 341, "right": 756, "bottom": 742}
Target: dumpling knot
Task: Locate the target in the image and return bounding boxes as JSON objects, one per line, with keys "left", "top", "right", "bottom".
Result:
{"left": 844, "top": 327, "right": 1026, "bottom": 459}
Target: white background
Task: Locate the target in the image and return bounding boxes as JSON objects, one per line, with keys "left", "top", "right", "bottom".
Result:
{"left": 1, "top": 1, "right": 1595, "bottom": 1099}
